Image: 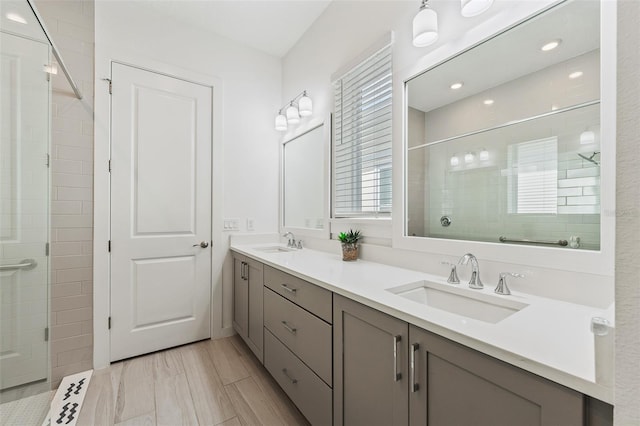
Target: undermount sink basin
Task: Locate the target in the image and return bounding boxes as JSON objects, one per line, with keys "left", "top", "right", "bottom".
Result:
{"left": 254, "top": 246, "right": 296, "bottom": 253}
{"left": 387, "top": 280, "right": 528, "bottom": 324}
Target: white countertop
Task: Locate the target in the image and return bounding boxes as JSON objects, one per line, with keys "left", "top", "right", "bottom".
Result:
{"left": 231, "top": 243, "right": 614, "bottom": 403}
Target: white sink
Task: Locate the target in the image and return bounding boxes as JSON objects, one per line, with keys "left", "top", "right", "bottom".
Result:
{"left": 387, "top": 280, "right": 528, "bottom": 324}
{"left": 254, "top": 246, "right": 296, "bottom": 253}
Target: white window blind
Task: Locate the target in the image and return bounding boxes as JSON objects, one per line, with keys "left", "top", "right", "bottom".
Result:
{"left": 333, "top": 44, "right": 392, "bottom": 217}
{"left": 507, "top": 137, "right": 558, "bottom": 214}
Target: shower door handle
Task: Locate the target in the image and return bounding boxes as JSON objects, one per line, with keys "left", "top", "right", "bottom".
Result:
{"left": 0, "top": 259, "right": 37, "bottom": 271}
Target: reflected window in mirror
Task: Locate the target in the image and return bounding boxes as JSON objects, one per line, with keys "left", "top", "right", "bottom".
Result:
{"left": 283, "top": 124, "right": 326, "bottom": 230}
{"left": 405, "top": 0, "right": 601, "bottom": 250}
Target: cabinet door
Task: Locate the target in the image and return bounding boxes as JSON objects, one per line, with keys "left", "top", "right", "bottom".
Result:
{"left": 232, "top": 258, "right": 248, "bottom": 338}
{"left": 408, "top": 325, "right": 584, "bottom": 426}
{"left": 334, "top": 295, "right": 408, "bottom": 426}
{"left": 246, "top": 259, "right": 264, "bottom": 362}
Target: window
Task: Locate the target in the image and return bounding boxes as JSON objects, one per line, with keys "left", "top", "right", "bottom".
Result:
{"left": 507, "top": 137, "right": 558, "bottom": 214}
{"left": 333, "top": 44, "right": 392, "bottom": 218}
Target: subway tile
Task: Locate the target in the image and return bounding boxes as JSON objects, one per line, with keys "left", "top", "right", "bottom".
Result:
{"left": 56, "top": 227, "right": 93, "bottom": 242}
{"left": 53, "top": 173, "right": 93, "bottom": 188}
{"left": 55, "top": 307, "right": 92, "bottom": 325}
{"left": 52, "top": 254, "right": 92, "bottom": 270}
{"left": 567, "top": 167, "right": 600, "bottom": 179}
{"left": 52, "top": 242, "right": 83, "bottom": 256}
{"left": 557, "top": 187, "right": 582, "bottom": 197}
{"left": 583, "top": 187, "right": 600, "bottom": 196}
{"left": 558, "top": 205, "right": 600, "bottom": 214}
{"left": 80, "top": 320, "right": 92, "bottom": 335}
{"left": 81, "top": 281, "right": 93, "bottom": 295}
{"left": 566, "top": 195, "right": 599, "bottom": 205}
{"left": 52, "top": 360, "right": 93, "bottom": 387}
{"left": 82, "top": 201, "right": 93, "bottom": 215}
{"left": 558, "top": 176, "right": 600, "bottom": 188}
{"left": 52, "top": 214, "right": 93, "bottom": 228}
{"left": 57, "top": 347, "right": 93, "bottom": 367}
{"left": 52, "top": 116, "right": 82, "bottom": 134}
{"left": 51, "top": 282, "right": 83, "bottom": 298}
{"left": 51, "top": 323, "right": 83, "bottom": 340}
{"left": 557, "top": 197, "right": 566, "bottom": 206}
{"left": 52, "top": 294, "right": 92, "bottom": 312}
{"left": 51, "top": 200, "right": 83, "bottom": 215}
{"left": 52, "top": 159, "right": 83, "bottom": 174}
{"left": 56, "top": 267, "right": 93, "bottom": 284}
{"left": 53, "top": 130, "right": 93, "bottom": 148}
{"left": 82, "top": 161, "right": 93, "bottom": 175}
{"left": 57, "top": 186, "right": 93, "bottom": 201}
{"left": 56, "top": 145, "right": 93, "bottom": 161}
{"left": 51, "top": 333, "right": 92, "bottom": 355}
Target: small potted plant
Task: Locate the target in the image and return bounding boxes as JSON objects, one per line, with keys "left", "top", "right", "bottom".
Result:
{"left": 338, "top": 229, "right": 361, "bottom": 261}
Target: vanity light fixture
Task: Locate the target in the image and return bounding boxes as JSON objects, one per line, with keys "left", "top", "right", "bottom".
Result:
{"left": 6, "top": 12, "right": 27, "bottom": 24}
{"left": 541, "top": 39, "right": 562, "bottom": 52}
{"left": 450, "top": 155, "right": 460, "bottom": 167}
{"left": 580, "top": 130, "right": 596, "bottom": 145}
{"left": 460, "top": 0, "right": 494, "bottom": 17}
{"left": 483, "top": 99, "right": 494, "bottom": 105}
{"left": 479, "top": 149, "right": 489, "bottom": 161}
{"left": 569, "top": 71, "right": 583, "bottom": 79}
{"left": 464, "top": 152, "right": 475, "bottom": 164}
{"left": 450, "top": 82, "right": 464, "bottom": 90}
{"left": 274, "top": 90, "right": 312, "bottom": 131}
{"left": 413, "top": 0, "right": 439, "bottom": 47}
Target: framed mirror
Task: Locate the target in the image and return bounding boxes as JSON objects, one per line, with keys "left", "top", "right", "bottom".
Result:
{"left": 281, "top": 121, "right": 330, "bottom": 238}
{"left": 405, "top": 0, "right": 603, "bottom": 252}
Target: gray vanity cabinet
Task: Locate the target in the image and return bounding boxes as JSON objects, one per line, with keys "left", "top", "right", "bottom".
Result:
{"left": 232, "top": 254, "right": 264, "bottom": 363}
{"left": 333, "top": 294, "right": 409, "bottom": 426}
{"left": 408, "top": 325, "right": 584, "bottom": 426}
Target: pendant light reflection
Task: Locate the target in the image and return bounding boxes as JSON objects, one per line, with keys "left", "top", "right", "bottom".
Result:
{"left": 450, "top": 155, "right": 460, "bottom": 167}
{"left": 413, "top": 0, "right": 438, "bottom": 47}
{"left": 461, "top": 0, "right": 494, "bottom": 17}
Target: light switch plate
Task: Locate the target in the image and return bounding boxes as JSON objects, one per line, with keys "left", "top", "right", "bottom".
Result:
{"left": 223, "top": 218, "right": 240, "bottom": 231}
{"left": 247, "top": 218, "right": 255, "bottom": 231}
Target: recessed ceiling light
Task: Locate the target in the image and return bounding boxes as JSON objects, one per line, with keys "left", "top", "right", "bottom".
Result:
{"left": 450, "top": 82, "right": 464, "bottom": 90}
{"left": 6, "top": 12, "right": 27, "bottom": 24}
{"left": 569, "top": 71, "right": 583, "bottom": 79}
{"left": 541, "top": 39, "right": 562, "bottom": 52}
{"left": 483, "top": 99, "right": 494, "bottom": 105}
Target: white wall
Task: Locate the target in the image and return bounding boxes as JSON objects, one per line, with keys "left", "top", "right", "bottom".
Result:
{"left": 93, "top": 1, "right": 282, "bottom": 367}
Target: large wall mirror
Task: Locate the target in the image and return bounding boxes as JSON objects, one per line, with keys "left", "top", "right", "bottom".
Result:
{"left": 281, "top": 121, "right": 329, "bottom": 237}
{"left": 405, "top": 0, "right": 602, "bottom": 251}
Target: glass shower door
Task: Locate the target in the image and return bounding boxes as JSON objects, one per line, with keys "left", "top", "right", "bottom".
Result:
{"left": 0, "top": 30, "right": 50, "bottom": 391}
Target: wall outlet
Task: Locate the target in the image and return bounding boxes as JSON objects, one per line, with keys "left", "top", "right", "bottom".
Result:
{"left": 246, "top": 218, "right": 255, "bottom": 231}
{"left": 223, "top": 218, "right": 240, "bottom": 231}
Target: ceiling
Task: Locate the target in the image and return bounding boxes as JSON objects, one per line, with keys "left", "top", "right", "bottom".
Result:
{"left": 140, "top": 0, "right": 332, "bottom": 58}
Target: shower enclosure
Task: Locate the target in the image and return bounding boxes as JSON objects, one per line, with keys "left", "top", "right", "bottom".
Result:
{"left": 1, "top": 0, "right": 82, "bottom": 419}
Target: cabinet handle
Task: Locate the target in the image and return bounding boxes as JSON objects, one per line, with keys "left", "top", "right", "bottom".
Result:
{"left": 281, "top": 368, "right": 298, "bottom": 384}
{"left": 411, "top": 343, "right": 419, "bottom": 392}
{"left": 243, "top": 262, "right": 249, "bottom": 281}
{"left": 281, "top": 321, "right": 297, "bottom": 334}
{"left": 240, "top": 262, "right": 245, "bottom": 280}
{"left": 393, "top": 335, "right": 402, "bottom": 382}
{"left": 280, "top": 284, "right": 297, "bottom": 294}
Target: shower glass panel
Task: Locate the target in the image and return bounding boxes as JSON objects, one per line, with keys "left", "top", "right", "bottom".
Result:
{"left": 0, "top": 0, "right": 51, "bottom": 407}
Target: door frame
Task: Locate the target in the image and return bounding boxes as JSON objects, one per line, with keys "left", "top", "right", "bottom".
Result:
{"left": 94, "top": 50, "right": 225, "bottom": 370}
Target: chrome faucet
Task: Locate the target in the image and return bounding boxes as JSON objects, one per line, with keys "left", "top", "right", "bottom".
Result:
{"left": 458, "top": 253, "right": 483, "bottom": 289}
{"left": 282, "top": 232, "right": 296, "bottom": 248}
{"left": 495, "top": 272, "right": 524, "bottom": 296}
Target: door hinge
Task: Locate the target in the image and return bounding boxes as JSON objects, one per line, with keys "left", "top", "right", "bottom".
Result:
{"left": 45, "top": 242, "right": 50, "bottom": 256}
{"left": 46, "top": 154, "right": 50, "bottom": 167}
{"left": 44, "top": 327, "right": 49, "bottom": 341}
{"left": 108, "top": 240, "right": 111, "bottom": 252}
{"left": 108, "top": 317, "right": 111, "bottom": 330}
{"left": 108, "top": 159, "right": 111, "bottom": 172}
{"left": 102, "top": 78, "right": 112, "bottom": 94}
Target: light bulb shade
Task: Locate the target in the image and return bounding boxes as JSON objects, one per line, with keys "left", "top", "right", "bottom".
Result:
{"left": 461, "top": 0, "right": 494, "bottom": 17}
{"left": 464, "top": 152, "right": 475, "bottom": 164}
{"left": 298, "top": 94, "right": 313, "bottom": 117}
{"left": 413, "top": 6, "right": 438, "bottom": 47}
{"left": 450, "top": 156, "right": 460, "bottom": 167}
{"left": 479, "top": 150, "right": 489, "bottom": 161}
{"left": 286, "top": 104, "right": 300, "bottom": 124}
{"left": 275, "top": 114, "right": 287, "bottom": 131}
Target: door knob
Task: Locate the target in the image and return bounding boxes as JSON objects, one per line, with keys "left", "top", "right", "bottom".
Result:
{"left": 193, "top": 241, "right": 209, "bottom": 248}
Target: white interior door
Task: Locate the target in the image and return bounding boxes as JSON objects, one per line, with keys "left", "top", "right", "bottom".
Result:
{"left": 110, "top": 63, "right": 212, "bottom": 362}
{"left": 0, "top": 33, "right": 50, "bottom": 389}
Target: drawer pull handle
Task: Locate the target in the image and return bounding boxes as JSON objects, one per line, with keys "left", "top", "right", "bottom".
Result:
{"left": 282, "top": 368, "right": 298, "bottom": 384}
{"left": 281, "top": 284, "right": 297, "bottom": 294}
{"left": 393, "top": 335, "right": 402, "bottom": 382}
{"left": 281, "top": 321, "right": 297, "bottom": 334}
{"left": 411, "top": 343, "right": 419, "bottom": 392}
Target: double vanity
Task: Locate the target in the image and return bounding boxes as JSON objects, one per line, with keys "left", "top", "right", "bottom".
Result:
{"left": 231, "top": 242, "right": 613, "bottom": 425}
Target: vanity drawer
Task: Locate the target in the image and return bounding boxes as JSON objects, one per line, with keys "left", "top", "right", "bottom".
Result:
{"left": 264, "top": 329, "right": 332, "bottom": 426}
{"left": 264, "top": 288, "right": 332, "bottom": 385}
{"left": 264, "top": 265, "right": 332, "bottom": 323}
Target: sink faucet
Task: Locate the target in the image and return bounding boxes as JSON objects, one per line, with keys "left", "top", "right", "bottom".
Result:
{"left": 458, "top": 253, "right": 483, "bottom": 289}
{"left": 283, "top": 232, "right": 296, "bottom": 248}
